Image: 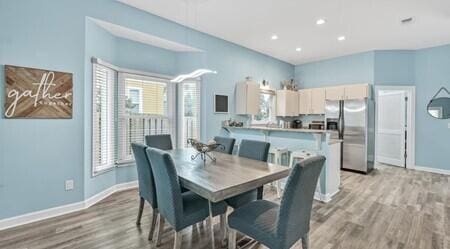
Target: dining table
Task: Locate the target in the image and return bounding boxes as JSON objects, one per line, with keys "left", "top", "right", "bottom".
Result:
{"left": 166, "top": 148, "right": 291, "bottom": 249}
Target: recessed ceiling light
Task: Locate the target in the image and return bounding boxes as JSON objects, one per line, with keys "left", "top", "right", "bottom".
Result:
{"left": 296, "top": 47, "right": 302, "bottom": 52}
{"left": 316, "top": 19, "right": 326, "bottom": 25}
{"left": 271, "top": 35, "right": 278, "bottom": 40}
{"left": 337, "top": 36, "right": 346, "bottom": 41}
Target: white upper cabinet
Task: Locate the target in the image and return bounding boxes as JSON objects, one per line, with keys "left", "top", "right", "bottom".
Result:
{"left": 325, "top": 84, "right": 370, "bottom": 100}
{"left": 298, "top": 89, "right": 311, "bottom": 115}
{"left": 344, "top": 84, "right": 369, "bottom": 99}
{"left": 235, "top": 80, "right": 259, "bottom": 115}
{"left": 298, "top": 88, "right": 325, "bottom": 115}
{"left": 325, "top": 86, "right": 345, "bottom": 100}
{"left": 311, "top": 88, "right": 326, "bottom": 114}
{"left": 277, "top": 90, "right": 299, "bottom": 116}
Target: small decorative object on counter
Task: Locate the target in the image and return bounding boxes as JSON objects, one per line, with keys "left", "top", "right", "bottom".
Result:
{"left": 280, "top": 79, "right": 298, "bottom": 91}
{"left": 187, "top": 138, "right": 225, "bottom": 165}
{"left": 224, "top": 119, "right": 243, "bottom": 127}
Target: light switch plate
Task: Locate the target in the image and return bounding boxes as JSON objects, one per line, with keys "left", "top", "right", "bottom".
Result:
{"left": 448, "top": 123, "right": 450, "bottom": 129}
{"left": 65, "top": 180, "right": 74, "bottom": 191}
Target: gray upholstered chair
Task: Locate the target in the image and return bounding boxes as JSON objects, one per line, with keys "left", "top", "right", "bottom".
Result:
{"left": 225, "top": 139, "right": 270, "bottom": 208}
{"left": 227, "top": 156, "right": 326, "bottom": 249}
{"left": 213, "top": 136, "right": 236, "bottom": 154}
{"left": 145, "top": 134, "right": 173, "bottom": 150}
{"left": 131, "top": 143, "right": 159, "bottom": 240}
{"left": 146, "top": 147, "right": 228, "bottom": 249}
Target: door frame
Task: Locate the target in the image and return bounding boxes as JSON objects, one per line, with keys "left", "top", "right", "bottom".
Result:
{"left": 374, "top": 85, "right": 416, "bottom": 169}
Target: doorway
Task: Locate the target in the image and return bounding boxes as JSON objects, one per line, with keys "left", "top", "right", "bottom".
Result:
{"left": 374, "top": 86, "right": 415, "bottom": 169}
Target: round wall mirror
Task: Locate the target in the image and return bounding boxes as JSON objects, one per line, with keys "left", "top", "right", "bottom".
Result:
{"left": 427, "top": 97, "right": 450, "bottom": 119}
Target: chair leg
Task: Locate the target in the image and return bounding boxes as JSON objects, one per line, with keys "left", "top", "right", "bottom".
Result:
{"left": 136, "top": 197, "right": 145, "bottom": 225}
{"left": 301, "top": 233, "right": 309, "bottom": 249}
{"left": 206, "top": 215, "right": 215, "bottom": 249}
{"left": 228, "top": 228, "right": 236, "bottom": 249}
{"left": 155, "top": 215, "right": 165, "bottom": 246}
{"left": 276, "top": 180, "right": 282, "bottom": 199}
{"left": 207, "top": 202, "right": 216, "bottom": 249}
{"left": 220, "top": 213, "right": 228, "bottom": 247}
{"left": 257, "top": 186, "right": 264, "bottom": 200}
{"left": 148, "top": 209, "right": 159, "bottom": 241}
{"left": 173, "top": 231, "right": 182, "bottom": 249}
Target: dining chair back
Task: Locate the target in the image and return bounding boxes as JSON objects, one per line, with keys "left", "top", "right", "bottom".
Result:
{"left": 226, "top": 139, "right": 270, "bottom": 207}
{"left": 238, "top": 139, "right": 270, "bottom": 162}
{"left": 132, "top": 143, "right": 157, "bottom": 209}
{"left": 227, "top": 155, "right": 325, "bottom": 249}
{"left": 131, "top": 143, "right": 159, "bottom": 240}
{"left": 145, "top": 134, "right": 173, "bottom": 150}
{"left": 213, "top": 136, "right": 236, "bottom": 154}
{"left": 277, "top": 155, "right": 326, "bottom": 247}
{"left": 145, "top": 147, "right": 183, "bottom": 229}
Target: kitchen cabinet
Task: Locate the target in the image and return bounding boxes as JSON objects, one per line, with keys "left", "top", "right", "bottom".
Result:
{"left": 325, "top": 84, "right": 370, "bottom": 100}
{"left": 298, "top": 88, "right": 325, "bottom": 114}
{"left": 235, "top": 80, "right": 259, "bottom": 115}
{"left": 298, "top": 89, "right": 311, "bottom": 115}
{"left": 276, "top": 90, "right": 299, "bottom": 116}
{"left": 325, "top": 86, "right": 345, "bottom": 100}
{"left": 344, "top": 84, "right": 369, "bottom": 99}
{"left": 311, "top": 88, "right": 326, "bottom": 114}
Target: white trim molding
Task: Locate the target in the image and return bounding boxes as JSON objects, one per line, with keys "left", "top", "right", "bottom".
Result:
{"left": 0, "top": 181, "right": 138, "bottom": 231}
{"left": 412, "top": 165, "right": 450, "bottom": 176}
{"left": 374, "top": 85, "right": 416, "bottom": 169}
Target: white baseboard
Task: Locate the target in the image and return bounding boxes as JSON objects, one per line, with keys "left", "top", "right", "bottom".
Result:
{"left": 412, "top": 165, "right": 450, "bottom": 176}
{"left": 0, "top": 181, "right": 138, "bottom": 231}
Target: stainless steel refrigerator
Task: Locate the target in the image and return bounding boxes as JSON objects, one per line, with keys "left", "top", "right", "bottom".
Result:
{"left": 325, "top": 99, "right": 375, "bottom": 174}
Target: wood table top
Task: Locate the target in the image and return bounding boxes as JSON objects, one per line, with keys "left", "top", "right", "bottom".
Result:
{"left": 167, "top": 148, "right": 290, "bottom": 202}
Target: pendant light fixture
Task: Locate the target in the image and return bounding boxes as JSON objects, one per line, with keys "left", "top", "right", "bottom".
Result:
{"left": 171, "top": 0, "right": 217, "bottom": 83}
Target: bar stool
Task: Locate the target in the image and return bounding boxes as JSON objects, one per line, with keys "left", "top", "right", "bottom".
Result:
{"left": 268, "top": 147, "right": 289, "bottom": 198}
{"left": 287, "top": 149, "right": 323, "bottom": 201}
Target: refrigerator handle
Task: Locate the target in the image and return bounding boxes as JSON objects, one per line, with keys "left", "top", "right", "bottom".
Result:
{"left": 338, "top": 100, "right": 345, "bottom": 139}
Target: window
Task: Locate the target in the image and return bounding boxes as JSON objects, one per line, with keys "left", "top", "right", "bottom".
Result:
{"left": 126, "top": 87, "right": 143, "bottom": 113}
{"left": 178, "top": 81, "right": 201, "bottom": 148}
{"left": 253, "top": 90, "right": 276, "bottom": 124}
{"left": 91, "top": 59, "right": 193, "bottom": 174}
{"left": 117, "top": 73, "right": 176, "bottom": 163}
{"left": 92, "top": 63, "right": 116, "bottom": 174}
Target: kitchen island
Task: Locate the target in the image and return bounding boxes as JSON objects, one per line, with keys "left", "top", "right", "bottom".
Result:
{"left": 222, "top": 126, "right": 341, "bottom": 203}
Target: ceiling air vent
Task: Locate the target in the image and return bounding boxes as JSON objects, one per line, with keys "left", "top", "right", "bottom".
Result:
{"left": 401, "top": 17, "right": 414, "bottom": 24}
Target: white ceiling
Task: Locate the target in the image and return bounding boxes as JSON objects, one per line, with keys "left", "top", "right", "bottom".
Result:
{"left": 91, "top": 18, "right": 203, "bottom": 52}
{"left": 118, "top": 0, "right": 450, "bottom": 65}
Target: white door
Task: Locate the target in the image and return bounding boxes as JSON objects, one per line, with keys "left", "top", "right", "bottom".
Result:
{"left": 376, "top": 90, "right": 406, "bottom": 167}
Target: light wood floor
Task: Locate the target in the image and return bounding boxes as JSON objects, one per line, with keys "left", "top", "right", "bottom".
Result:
{"left": 0, "top": 165, "right": 449, "bottom": 249}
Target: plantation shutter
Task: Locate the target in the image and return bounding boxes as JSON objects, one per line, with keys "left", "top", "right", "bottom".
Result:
{"left": 178, "top": 81, "right": 201, "bottom": 148}
{"left": 92, "top": 63, "right": 116, "bottom": 174}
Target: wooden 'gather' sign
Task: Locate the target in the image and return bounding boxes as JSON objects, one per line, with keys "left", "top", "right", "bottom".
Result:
{"left": 4, "top": 65, "right": 73, "bottom": 119}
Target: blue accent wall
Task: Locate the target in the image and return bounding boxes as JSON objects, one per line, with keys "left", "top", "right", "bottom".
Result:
{"left": 374, "top": 50, "right": 415, "bottom": 85}
{"left": 414, "top": 44, "right": 450, "bottom": 171}
{"left": 0, "top": 0, "right": 293, "bottom": 219}
{"left": 294, "top": 52, "right": 375, "bottom": 88}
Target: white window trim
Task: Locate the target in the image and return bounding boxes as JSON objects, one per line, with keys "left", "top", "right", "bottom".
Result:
{"left": 252, "top": 89, "right": 277, "bottom": 125}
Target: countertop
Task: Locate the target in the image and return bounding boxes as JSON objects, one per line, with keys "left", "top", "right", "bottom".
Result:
{"left": 328, "top": 139, "right": 343, "bottom": 145}
{"left": 223, "top": 126, "right": 329, "bottom": 134}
